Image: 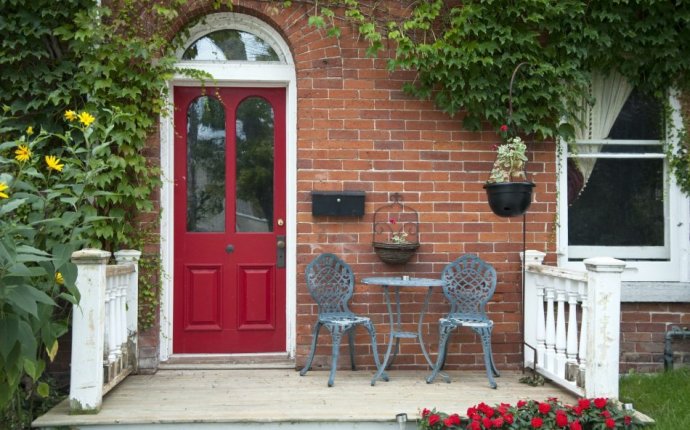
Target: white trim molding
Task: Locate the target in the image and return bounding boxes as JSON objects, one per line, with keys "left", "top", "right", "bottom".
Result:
{"left": 159, "top": 12, "right": 297, "bottom": 361}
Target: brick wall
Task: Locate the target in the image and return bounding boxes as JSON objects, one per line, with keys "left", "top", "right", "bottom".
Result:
{"left": 134, "top": 0, "right": 687, "bottom": 376}
{"left": 620, "top": 303, "right": 690, "bottom": 372}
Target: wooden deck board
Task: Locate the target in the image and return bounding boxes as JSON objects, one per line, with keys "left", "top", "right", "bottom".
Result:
{"left": 34, "top": 369, "right": 577, "bottom": 427}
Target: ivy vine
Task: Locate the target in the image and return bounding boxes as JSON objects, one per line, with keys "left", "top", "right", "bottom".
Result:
{"left": 302, "top": 0, "right": 690, "bottom": 187}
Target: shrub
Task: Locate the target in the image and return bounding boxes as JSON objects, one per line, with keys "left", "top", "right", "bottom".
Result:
{"left": 0, "top": 107, "right": 121, "bottom": 411}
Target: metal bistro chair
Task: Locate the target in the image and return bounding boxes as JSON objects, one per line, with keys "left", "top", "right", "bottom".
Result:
{"left": 300, "top": 253, "right": 387, "bottom": 387}
{"left": 426, "top": 254, "right": 501, "bottom": 388}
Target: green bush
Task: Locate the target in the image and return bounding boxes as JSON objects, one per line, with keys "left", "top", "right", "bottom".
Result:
{"left": 0, "top": 107, "right": 124, "bottom": 412}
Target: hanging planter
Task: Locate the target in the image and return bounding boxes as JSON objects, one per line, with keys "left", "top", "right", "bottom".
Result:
{"left": 372, "top": 193, "right": 420, "bottom": 265}
{"left": 484, "top": 63, "right": 535, "bottom": 218}
{"left": 484, "top": 181, "right": 535, "bottom": 217}
{"left": 372, "top": 241, "right": 420, "bottom": 265}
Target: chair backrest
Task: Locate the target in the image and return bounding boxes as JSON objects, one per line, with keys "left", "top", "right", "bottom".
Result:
{"left": 305, "top": 253, "right": 355, "bottom": 315}
{"left": 441, "top": 254, "right": 497, "bottom": 316}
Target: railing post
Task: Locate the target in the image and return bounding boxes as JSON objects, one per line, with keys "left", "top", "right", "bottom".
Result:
{"left": 521, "top": 250, "right": 545, "bottom": 369}
{"left": 69, "top": 249, "right": 112, "bottom": 413}
{"left": 583, "top": 256, "right": 625, "bottom": 399}
{"left": 114, "top": 250, "right": 142, "bottom": 371}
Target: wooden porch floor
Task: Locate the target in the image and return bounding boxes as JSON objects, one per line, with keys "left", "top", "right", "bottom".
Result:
{"left": 34, "top": 368, "right": 577, "bottom": 428}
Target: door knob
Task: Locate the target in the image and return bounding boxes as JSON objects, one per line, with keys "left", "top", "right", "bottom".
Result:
{"left": 225, "top": 244, "right": 234, "bottom": 253}
{"left": 277, "top": 240, "right": 286, "bottom": 249}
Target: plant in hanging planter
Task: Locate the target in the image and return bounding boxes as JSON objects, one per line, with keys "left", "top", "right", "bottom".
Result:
{"left": 483, "top": 124, "right": 535, "bottom": 218}
{"left": 388, "top": 218, "right": 409, "bottom": 244}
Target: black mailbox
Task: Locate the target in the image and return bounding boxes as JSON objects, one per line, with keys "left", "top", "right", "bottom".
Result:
{"left": 311, "top": 191, "right": 365, "bottom": 216}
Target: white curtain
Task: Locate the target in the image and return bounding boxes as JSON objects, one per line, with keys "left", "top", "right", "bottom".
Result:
{"left": 574, "top": 71, "right": 633, "bottom": 185}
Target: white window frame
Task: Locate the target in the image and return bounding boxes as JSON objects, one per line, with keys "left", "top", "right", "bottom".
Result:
{"left": 558, "top": 92, "right": 690, "bottom": 283}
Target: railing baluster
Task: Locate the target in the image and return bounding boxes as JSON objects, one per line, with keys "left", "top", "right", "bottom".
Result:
{"left": 554, "top": 278, "right": 567, "bottom": 379}
{"left": 566, "top": 280, "right": 580, "bottom": 382}
{"left": 544, "top": 285, "right": 556, "bottom": 373}
{"left": 578, "top": 291, "right": 588, "bottom": 386}
{"left": 535, "top": 275, "right": 546, "bottom": 369}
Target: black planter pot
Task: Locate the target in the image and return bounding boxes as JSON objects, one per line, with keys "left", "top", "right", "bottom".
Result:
{"left": 483, "top": 182, "right": 535, "bottom": 217}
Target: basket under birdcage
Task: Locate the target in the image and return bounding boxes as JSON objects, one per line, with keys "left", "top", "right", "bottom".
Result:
{"left": 372, "top": 241, "right": 420, "bottom": 265}
{"left": 372, "top": 193, "right": 420, "bottom": 264}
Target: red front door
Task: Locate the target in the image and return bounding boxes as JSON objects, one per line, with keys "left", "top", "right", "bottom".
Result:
{"left": 173, "top": 86, "right": 286, "bottom": 353}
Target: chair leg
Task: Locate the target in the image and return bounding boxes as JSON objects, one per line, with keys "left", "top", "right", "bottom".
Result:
{"left": 365, "top": 321, "right": 388, "bottom": 385}
{"left": 476, "top": 327, "right": 498, "bottom": 389}
{"left": 328, "top": 326, "right": 345, "bottom": 387}
{"left": 426, "top": 322, "right": 454, "bottom": 384}
{"left": 300, "top": 321, "right": 322, "bottom": 376}
{"left": 348, "top": 329, "right": 356, "bottom": 371}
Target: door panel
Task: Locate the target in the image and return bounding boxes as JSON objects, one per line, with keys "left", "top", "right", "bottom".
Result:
{"left": 173, "top": 86, "right": 286, "bottom": 353}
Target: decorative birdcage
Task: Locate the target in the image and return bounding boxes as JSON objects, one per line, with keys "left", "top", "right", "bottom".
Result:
{"left": 372, "top": 193, "right": 420, "bottom": 265}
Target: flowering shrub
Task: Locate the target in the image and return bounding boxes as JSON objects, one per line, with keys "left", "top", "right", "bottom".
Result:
{"left": 418, "top": 398, "right": 641, "bottom": 429}
{"left": 0, "top": 107, "right": 121, "bottom": 408}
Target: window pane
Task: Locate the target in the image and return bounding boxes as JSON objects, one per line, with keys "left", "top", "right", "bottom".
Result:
{"left": 236, "top": 97, "right": 274, "bottom": 232}
{"left": 187, "top": 96, "right": 226, "bottom": 232}
{"left": 598, "top": 144, "right": 663, "bottom": 154}
{"left": 607, "top": 89, "right": 661, "bottom": 140}
{"left": 183, "top": 30, "right": 279, "bottom": 61}
{"left": 568, "top": 157, "right": 664, "bottom": 247}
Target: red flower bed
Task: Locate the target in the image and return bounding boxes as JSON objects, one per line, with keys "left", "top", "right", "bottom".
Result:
{"left": 419, "top": 398, "right": 641, "bottom": 429}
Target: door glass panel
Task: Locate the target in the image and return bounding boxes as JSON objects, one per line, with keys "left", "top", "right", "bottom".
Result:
{"left": 236, "top": 97, "right": 274, "bottom": 232}
{"left": 183, "top": 30, "right": 280, "bottom": 62}
{"left": 187, "top": 96, "right": 226, "bottom": 232}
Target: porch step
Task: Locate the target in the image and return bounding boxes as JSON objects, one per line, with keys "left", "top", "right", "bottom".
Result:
{"left": 158, "top": 353, "right": 295, "bottom": 370}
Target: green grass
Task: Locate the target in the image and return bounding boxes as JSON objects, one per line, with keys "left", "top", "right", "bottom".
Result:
{"left": 620, "top": 367, "right": 690, "bottom": 429}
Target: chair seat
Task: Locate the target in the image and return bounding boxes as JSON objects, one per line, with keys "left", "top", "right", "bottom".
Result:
{"left": 443, "top": 314, "right": 493, "bottom": 328}
{"left": 320, "top": 314, "right": 370, "bottom": 326}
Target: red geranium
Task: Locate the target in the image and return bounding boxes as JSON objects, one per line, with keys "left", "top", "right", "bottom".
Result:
{"left": 555, "top": 410, "right": 569, "bottom": 427}
{"left": 578, "top": 399, "right": 591, "bottom": 409}
{"left": 531, "top": 417, "right": 544, "bottom": 428}
{"left": 594, "top": 398, "right": 609, "bottom": 409}
{"left": 570, "top": 420, "right": 583, "bottom": 430}
{"left": 606, "top": 418, "right": 617, "bottom": 428}
{"left": 428, "top": 414, "right": 440, "bottom": 426}
{"left": 538, "top": 402, "right": 551, "bottom": 414}
{"left": 444, "top": 414, "right": 461, "bottom": 427}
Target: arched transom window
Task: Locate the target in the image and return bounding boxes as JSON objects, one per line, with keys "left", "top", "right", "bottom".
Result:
{"left": 177, "top": 13, "right": 289, "bottom": 64}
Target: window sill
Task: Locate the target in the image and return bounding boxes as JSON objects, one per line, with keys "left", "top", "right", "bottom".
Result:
{"left": 621, "top": 282, "right": 690, "bottom": 302}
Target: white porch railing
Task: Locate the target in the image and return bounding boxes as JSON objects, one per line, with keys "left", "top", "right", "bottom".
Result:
{"left": 523, "top": 250, "right": 625, "bottom": 399}
{"left": 69, "top": 249, "right": 141, "bottom": 413}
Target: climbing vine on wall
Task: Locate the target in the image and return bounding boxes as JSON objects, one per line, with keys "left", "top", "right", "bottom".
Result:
{"left": 298, "top": 0, "right": 690, "bottom": 188}
{"left": 0, "top": 0, "right": 210, "bottom": 418}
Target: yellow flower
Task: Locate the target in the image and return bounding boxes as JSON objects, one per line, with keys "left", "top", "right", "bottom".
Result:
{"left": 64, "top": 110, "right": 77, "bottom": 121}
{"left": 26, "top": 126, "right": 34, "bottom": 136}
{"left": 77, "top": 111, "right": 95, "bottom": 127}
{"left": 45, "top": 155, "right": 64, "bottom": 172}
{"left": 55, "top": 272, "right": 64, "bottom": 285}
{"left": 15, "top": 144, "right": 32, "bottom": 162}
{"left": 0, "top": 182, "right": 9, "bottom": 199}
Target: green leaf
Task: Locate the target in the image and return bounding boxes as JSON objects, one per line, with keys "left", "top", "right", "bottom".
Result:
{"left": 37, "top": 381, "right": 50, "bottom": 398}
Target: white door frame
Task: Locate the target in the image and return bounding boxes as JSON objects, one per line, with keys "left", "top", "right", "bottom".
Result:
{"left": 158, "top": 13, "right": 297, "bottom": 361}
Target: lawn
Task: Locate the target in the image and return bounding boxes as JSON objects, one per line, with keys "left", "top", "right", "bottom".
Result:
{"left": 619, "top": 367, "right": 690, "bottom": 429}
